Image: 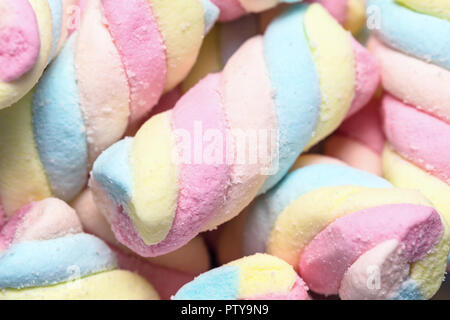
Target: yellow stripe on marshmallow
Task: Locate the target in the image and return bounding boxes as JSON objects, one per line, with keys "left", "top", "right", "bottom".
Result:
{"left": 0, "top": 270, "right": 159, "bottom": 300}
{"left": 396, "top": 0, "right": 450, "bottom": 21}
{"left": 149, "top": 0, "right": 205, "bottom": 91}
{"left": 0, "top": 92, "right": 52, "bottom": 216}
{"left": 130, "top": 112, "right": 179, "bottom": 245}
{"left": 268, "top": 187, "right": 431, "bottom": 267}
{"left": 304, "top": 4, "right": 355, "bottom": 149}
{"left": 382, "top": 145, "right": 450, "bottom": 224}
{"left": 344, "top": 0, "right": 366, "bottom": 34}
{"left": 228, "top": 253, "right": 297, "bottom": 299}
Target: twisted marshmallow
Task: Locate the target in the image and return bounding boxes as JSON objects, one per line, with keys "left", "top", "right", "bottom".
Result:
{"left": 225, "top": 160, "right": 450, "bottom": 299}
{"left": 0, "top": 0, "right": 77, "bottom": 109}
{"left": 0, "top": 0, "right": 219, "bottom": 218}
{"left": 91, "top": 3, "right": 379, "bottom": 258}
{"left": 173, "top": 254, "right": 309, "bottom": 300}
{"left": 367, "top": 0, "right": 450, "bottom": 228}
{"left": 0, "top": 198, "right": 159, "bottom": 300}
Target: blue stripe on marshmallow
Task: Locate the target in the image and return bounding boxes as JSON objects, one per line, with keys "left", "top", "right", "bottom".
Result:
{"left": 173, "top": 265, "right": 240, "bottom": 300}
{"left": 368, "top": 0, "right": 450, "bottom": 70}
{"left": 92, "top": 137, "right": 134, "bottom": 211}
{"left": 392, "top": 280, "right": 424, "bottom": 300}
{"left": 244, "top": 164, "right": 393, "bottom": 255}
{"left": 201, "top": 0, "right": 220, "bottom": 35}
{"left": 47, "top": 0, "right": 63, "bottom": 62}
{"left": 32, "top": 35, "right": 89, "bottom": 202}
{"left": 259, "top": 4, "right": 321, "bottom": 194}
{"left": 0, "top": 233, "right": 117, "bottom": 289}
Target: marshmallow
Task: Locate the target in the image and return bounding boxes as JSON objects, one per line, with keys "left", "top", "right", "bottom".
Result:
{"left": 173, "top": 254, "right": 310, "bottom": 300}
{"left": 0, "top": 0, "right": 77, "bottom": 110}
{"left": 223, "top": 162, "right": 450, "bottom": 299}
{"left": 368, "top": 0, "right": 450, "bottom": 235}
{"left": 0, "top": 0, "right": 219, "bottom": 218}
{"left": 0, "top": 198, "right": 159, "bottom": 300}
{"left": 90, "top": 3, "right": 379, "bottom": 257}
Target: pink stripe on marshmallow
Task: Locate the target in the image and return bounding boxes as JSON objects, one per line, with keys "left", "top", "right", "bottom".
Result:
{"left": 346, "top": 37, "right": 380, "bottom": 118}
{"left": 383, "top": 94, "right": 450, "bottom": 184}
{"left": 0, "top": 203, "right": 32, "bottom": 249}
{"left": 308, "top": 0, "right": 348, "bottom": 24}
{"left": 156, "top": 73, "right": 232, "bottom": 254}
{"left": 102, "top": 0, "right": 167, "bottom": 129}
{"left": 101, "top": 75, "right": 232, "bottom": 257}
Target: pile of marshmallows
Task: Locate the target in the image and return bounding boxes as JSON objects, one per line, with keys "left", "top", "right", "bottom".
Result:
{"left": 0, "top": 0, "right": 449, "bottom": 300}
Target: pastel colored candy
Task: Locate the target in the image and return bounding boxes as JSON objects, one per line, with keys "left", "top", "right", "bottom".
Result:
{"left": 71, "top": 189, "right": 211, "bottom": 300}
{"left": 367, "top": 0, "right": 450, "bottom": 70}
{"left": 227, "top": 163, "right": 450, "bottom": 299}
{"left": 342, "top": 0, "right": 367, "bottom": 34}
{"left": 0, "top": 0, "right": 219, "bottom": 218}
{"left": 383, "top": 95, "right": 450, "bottom": 184}
{"left": 369, "top": 0, "right": 450, "bottom": 240}
{"left": 369, "top": 37, "right": 450, "bottom": 124}
{"left": 173, "top": 254, "right": 310, "bottom": 300}
{"left": 0, "top": 0, "right": 77, "bottom": 110}
{"left": 324, "top": 97, "right": 386, "bottom": 175}
{"left": 90, "top": 3, "right": 379, "bottom": 258}
{"left": 382, "top": 146, "right": 450, "bottom": 232}
{"left": 396, "top": 0, "right": 450, "bottom": 21}
{"left": 0, "top": 198, "right": 159, "bottom": 300}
